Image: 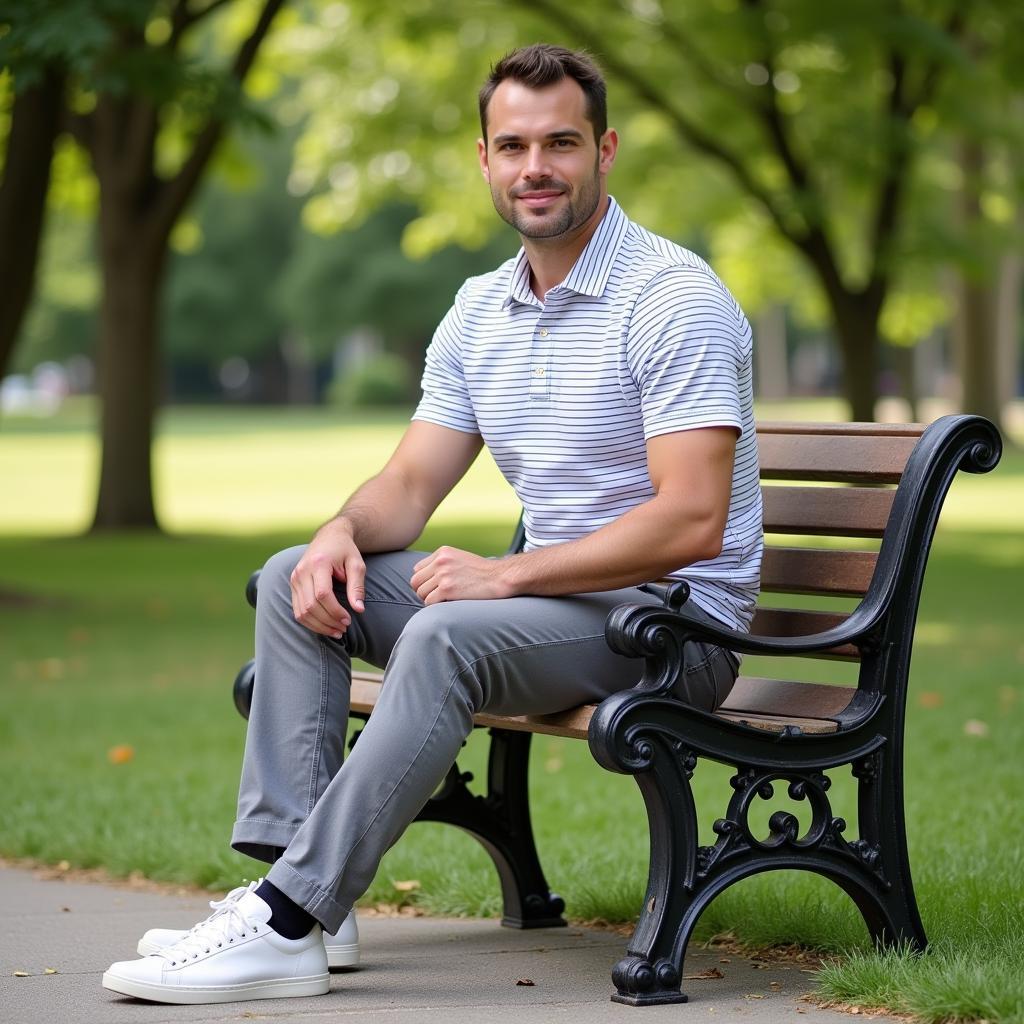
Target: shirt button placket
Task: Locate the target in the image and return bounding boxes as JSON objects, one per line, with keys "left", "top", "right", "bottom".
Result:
{"left": 531, "top": 326, "right": 551, "bottom": 401}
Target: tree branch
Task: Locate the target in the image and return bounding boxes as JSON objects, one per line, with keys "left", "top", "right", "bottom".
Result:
{"left": 741, "top": 0, "right": 820, "bottom": 214}
{"left": 867, "top": 7, "right": 968, "bottom": 290}
{"left": 168, "top": 0, "right": 235, "bottom": 52}
{"left": 517, "top": 0, "right": 806, "bottom": 249}
{"left": 154, "top": 0, "right": 285, "bottom": 239}
{"left": 655, "top": 8, "right": 764, "bottom": 112}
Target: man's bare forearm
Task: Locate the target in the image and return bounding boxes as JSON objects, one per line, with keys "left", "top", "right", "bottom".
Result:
{"left": 326, "top": 470, "right": 432, "bottom": 553}
{"left": 497, "top": 492, "right": 724, "bottom": 597}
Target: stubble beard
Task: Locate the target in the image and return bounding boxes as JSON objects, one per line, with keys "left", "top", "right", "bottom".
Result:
{"left": 491, "top": 158, "right": 602, "bottom": 240}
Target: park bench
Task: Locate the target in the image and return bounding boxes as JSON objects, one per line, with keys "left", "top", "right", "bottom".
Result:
{"left": 232, "top": 413, "right": 1001, "bottom": 1006}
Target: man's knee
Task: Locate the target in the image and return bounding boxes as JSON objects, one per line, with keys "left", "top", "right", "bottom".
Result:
{"left": 388, "top": 604, "right": 487, "bottom": 707}
{"left": 259, "top": 545, "right": 307, "bottom": 606}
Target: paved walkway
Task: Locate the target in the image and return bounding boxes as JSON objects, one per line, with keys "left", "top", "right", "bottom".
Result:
{"left": 0, "top": 863, "right": 880, "bottom": 1023}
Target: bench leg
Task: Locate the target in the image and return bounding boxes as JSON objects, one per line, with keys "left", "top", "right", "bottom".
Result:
{"left": 851, "top": 748, "right": 929, "bottom": 952}
{"left": 413, "top": 727, "right": 567, "bottom": 929}
{"left": 610, "top": 733, "right": 699, "bottom": 1005}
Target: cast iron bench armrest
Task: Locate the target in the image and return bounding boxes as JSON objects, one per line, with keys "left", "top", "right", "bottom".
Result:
{"left": 606, "top": 598, "right": 881, "bottom": 666}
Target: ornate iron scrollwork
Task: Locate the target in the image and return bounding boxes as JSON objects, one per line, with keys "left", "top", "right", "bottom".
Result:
{"left": 695, "top": 765, "right": 883, "bottom": 884}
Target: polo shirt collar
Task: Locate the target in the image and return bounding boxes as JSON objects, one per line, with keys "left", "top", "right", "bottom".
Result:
{"left": 502, "top": 196, "right": 628, "bottom": 309}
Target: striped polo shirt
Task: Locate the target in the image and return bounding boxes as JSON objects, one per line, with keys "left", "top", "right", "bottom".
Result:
{"left": 413, "top": 197, "right": 762, "bottom": 631}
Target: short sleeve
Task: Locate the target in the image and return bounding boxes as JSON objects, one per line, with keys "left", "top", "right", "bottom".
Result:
{"left": 412, "top": 286, "right": 480, "bottom": 435}
{"left": 626, "top": 268, "right": 747, "bottom": 440}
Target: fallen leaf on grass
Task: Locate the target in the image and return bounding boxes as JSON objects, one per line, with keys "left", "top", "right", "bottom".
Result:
{"left": 516, "top": 978, "right": 535, "bottom": 986}
{"left": 37, "top": 658, "right": 65, "bottom": 680}
{"left": 107, "top": 745, "right": 135, "bottom": 765}
{"left": 684, "top": 967, "right": 724, "bottom": 980}
{"left": 392, "top": 879, "right": 420, "bottom": 892}
{"left": 917, "top": 691, "right": 943, "bottom": 709}
{"left": 963, "top": 719, "right": 989, "bottom": 738}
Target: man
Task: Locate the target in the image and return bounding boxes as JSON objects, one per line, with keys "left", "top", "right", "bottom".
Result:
{"left": 103, "top": 43, "right": 761, "bottom": 1005}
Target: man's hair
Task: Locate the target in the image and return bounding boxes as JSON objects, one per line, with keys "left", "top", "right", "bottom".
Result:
{"left": 478, "top": 44, "right": 607, "bottom": 144}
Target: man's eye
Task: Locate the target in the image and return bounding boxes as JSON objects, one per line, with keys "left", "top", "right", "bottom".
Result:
{"left": 499, "top": 143, "right": 522, "bottom": 152}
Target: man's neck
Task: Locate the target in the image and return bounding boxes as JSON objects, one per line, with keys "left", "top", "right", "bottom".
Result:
{"left": 523, "top": 196, "right": 609, "bottom": 301}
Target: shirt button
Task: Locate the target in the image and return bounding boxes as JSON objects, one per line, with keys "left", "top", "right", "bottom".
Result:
{"left": 539, "top": 328, "right": 549, "bottom": 337}
{"left": 533, "top": 367, "right": 545, "bottom": 377}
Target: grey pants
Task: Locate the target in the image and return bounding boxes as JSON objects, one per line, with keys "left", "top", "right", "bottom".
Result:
{"left": 231, "top": 546, "right": 738, "bottom": 933}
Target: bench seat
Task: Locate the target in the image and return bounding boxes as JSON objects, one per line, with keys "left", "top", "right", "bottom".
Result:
{"left": 350, "top": 670, "right": 851, "bottom": 738}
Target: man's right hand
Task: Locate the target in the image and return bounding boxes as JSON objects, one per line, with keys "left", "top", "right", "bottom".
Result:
{"left": 289, "top": 519, "right": 366, "bottom": 638}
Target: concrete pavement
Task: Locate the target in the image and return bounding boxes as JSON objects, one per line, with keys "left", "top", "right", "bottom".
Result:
{"left": 0, "top": 863, "right": 880, "bottom": 1023}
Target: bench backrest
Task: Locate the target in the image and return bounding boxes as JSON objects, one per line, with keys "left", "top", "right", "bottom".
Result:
{"left": 756, "top": 421, "right": 923, "bottom": 667}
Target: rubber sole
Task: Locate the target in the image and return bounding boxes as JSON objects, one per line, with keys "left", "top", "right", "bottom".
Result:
{"left": 325, "top": 940, "right": 360, "bottom": 969}
{"left": 102, "top": 969, "right": 330, "bottom": 1004}
{"left": 136, "top": 938, "right": 359, "bottom": 968}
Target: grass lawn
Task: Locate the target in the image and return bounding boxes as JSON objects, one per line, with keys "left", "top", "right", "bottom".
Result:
{"left": 1, "top": 401, "right": 1022, "bottom": 1023}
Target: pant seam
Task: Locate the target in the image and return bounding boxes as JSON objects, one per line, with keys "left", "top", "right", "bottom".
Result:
{"left": 235, "top": 816, "right": 300, "bottom": 827}
{"left": 319, "top": 666, "right": 468, "bottom": 900}
{"left": 306, "top": 638, "right": 331, "bottom": 815}
{"left": 684, "top": 643, "right": 729, "bottom": 676}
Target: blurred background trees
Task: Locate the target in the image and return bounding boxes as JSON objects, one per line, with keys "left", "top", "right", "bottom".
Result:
{"left": 2, "top": 0, "right": 1022, "bottom": 529}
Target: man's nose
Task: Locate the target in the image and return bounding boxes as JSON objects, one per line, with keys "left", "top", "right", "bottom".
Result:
{"left": 522, "top": 144, "right": 551, "bottom": 180}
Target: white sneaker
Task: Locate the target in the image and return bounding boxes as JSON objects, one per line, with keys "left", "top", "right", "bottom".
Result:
{"left": 136, "top": 880, "right": 360, "bottom": 968}
{"left": 103, "top": 888, "right": 329, "bottom": 1004}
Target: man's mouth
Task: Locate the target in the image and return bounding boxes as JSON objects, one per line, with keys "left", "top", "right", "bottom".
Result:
{"left": 516, "top": 190, "right": 563, "bottom": 207}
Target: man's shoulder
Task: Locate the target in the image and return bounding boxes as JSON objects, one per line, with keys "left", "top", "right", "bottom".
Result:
{"left": 455, "top": 253, "right": 521, "bottom": 308}
{"left": 618, "top": 217, "right": 729, "bottom": 297}
{"left": 617, "top": 220, "right": 744, "bottom": 320}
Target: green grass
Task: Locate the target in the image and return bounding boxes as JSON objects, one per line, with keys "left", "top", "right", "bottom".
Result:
{"left": 1, "top": 402, "right": 1022, "bottom": 1022}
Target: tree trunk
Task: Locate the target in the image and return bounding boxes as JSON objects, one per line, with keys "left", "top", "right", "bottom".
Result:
{"left": 831, "top": 297, "right": 882, "bottom": 422}
{"left": 955, "top": 138, "right": 1005, "bottom": 431}
{"left": 91, "top": 209, "right": 166, "bottom": 530}
{"left": 0, "top": 67, "right": 65, "bottom": 381}
{"left": 957, "top": 275, "right": 1002, "bottom": 424}
{"left": 888, "top": 343, "right": 919, "bottom": 422}
{"left": 995, "top": 242, "right": 1021, "bottom": 415}
{"left": 753, "top": 305, "right": 788, "bottom": 401}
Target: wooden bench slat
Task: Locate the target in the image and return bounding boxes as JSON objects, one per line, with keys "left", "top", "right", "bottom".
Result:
{"left": 352, "top": 672, "right": 853, "bottom": 739}
{"left": 761, "top": 485, "right": 895, "bottom": 538}
{"left": 761, "top": 547, "right": 877, "bottom": 597}
{"left": 719, "top": 676, "right": 855, "bottom": 718}
{"left": 749, "top": 608, "right": 860, "bottom": 659}
{"left": 715, "top": 711, "right": 839, "bottom": 734}
{"left": 757, "top": 433, "right": 919, "bottom": 484}
{"left": 757, "top": 422, "right": 924, "bottom": 437}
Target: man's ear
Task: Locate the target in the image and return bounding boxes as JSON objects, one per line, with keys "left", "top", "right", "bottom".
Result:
{"left": 477, "top": 138, "right": 490, "bottom": 183}
{"left": 599, "top": 128, "right": 619, "bottom": 176}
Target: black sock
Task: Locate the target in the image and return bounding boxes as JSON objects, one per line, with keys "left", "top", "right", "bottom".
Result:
{"left": 254, "top": 879, "right": 317, "bottom": 939}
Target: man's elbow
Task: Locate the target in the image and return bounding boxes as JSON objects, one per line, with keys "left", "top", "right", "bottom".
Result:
{"left": 675, "top": 517, "right": 726, "bottom": 565}
{"left": 695, "top": 526, "right": 725, "bottom": 563}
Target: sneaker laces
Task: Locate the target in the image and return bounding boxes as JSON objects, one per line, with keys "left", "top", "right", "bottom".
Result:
{"left": 155, "top": 879, "right": 264, "bottom": 965}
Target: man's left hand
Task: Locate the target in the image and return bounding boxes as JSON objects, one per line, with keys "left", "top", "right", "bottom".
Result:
{"left": 411, "top": 546, "right": 513, "bottom": 604}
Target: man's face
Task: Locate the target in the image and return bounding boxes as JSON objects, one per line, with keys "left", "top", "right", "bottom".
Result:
{"left": 478, "top": 77, "right": 617, "bottom": 241}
